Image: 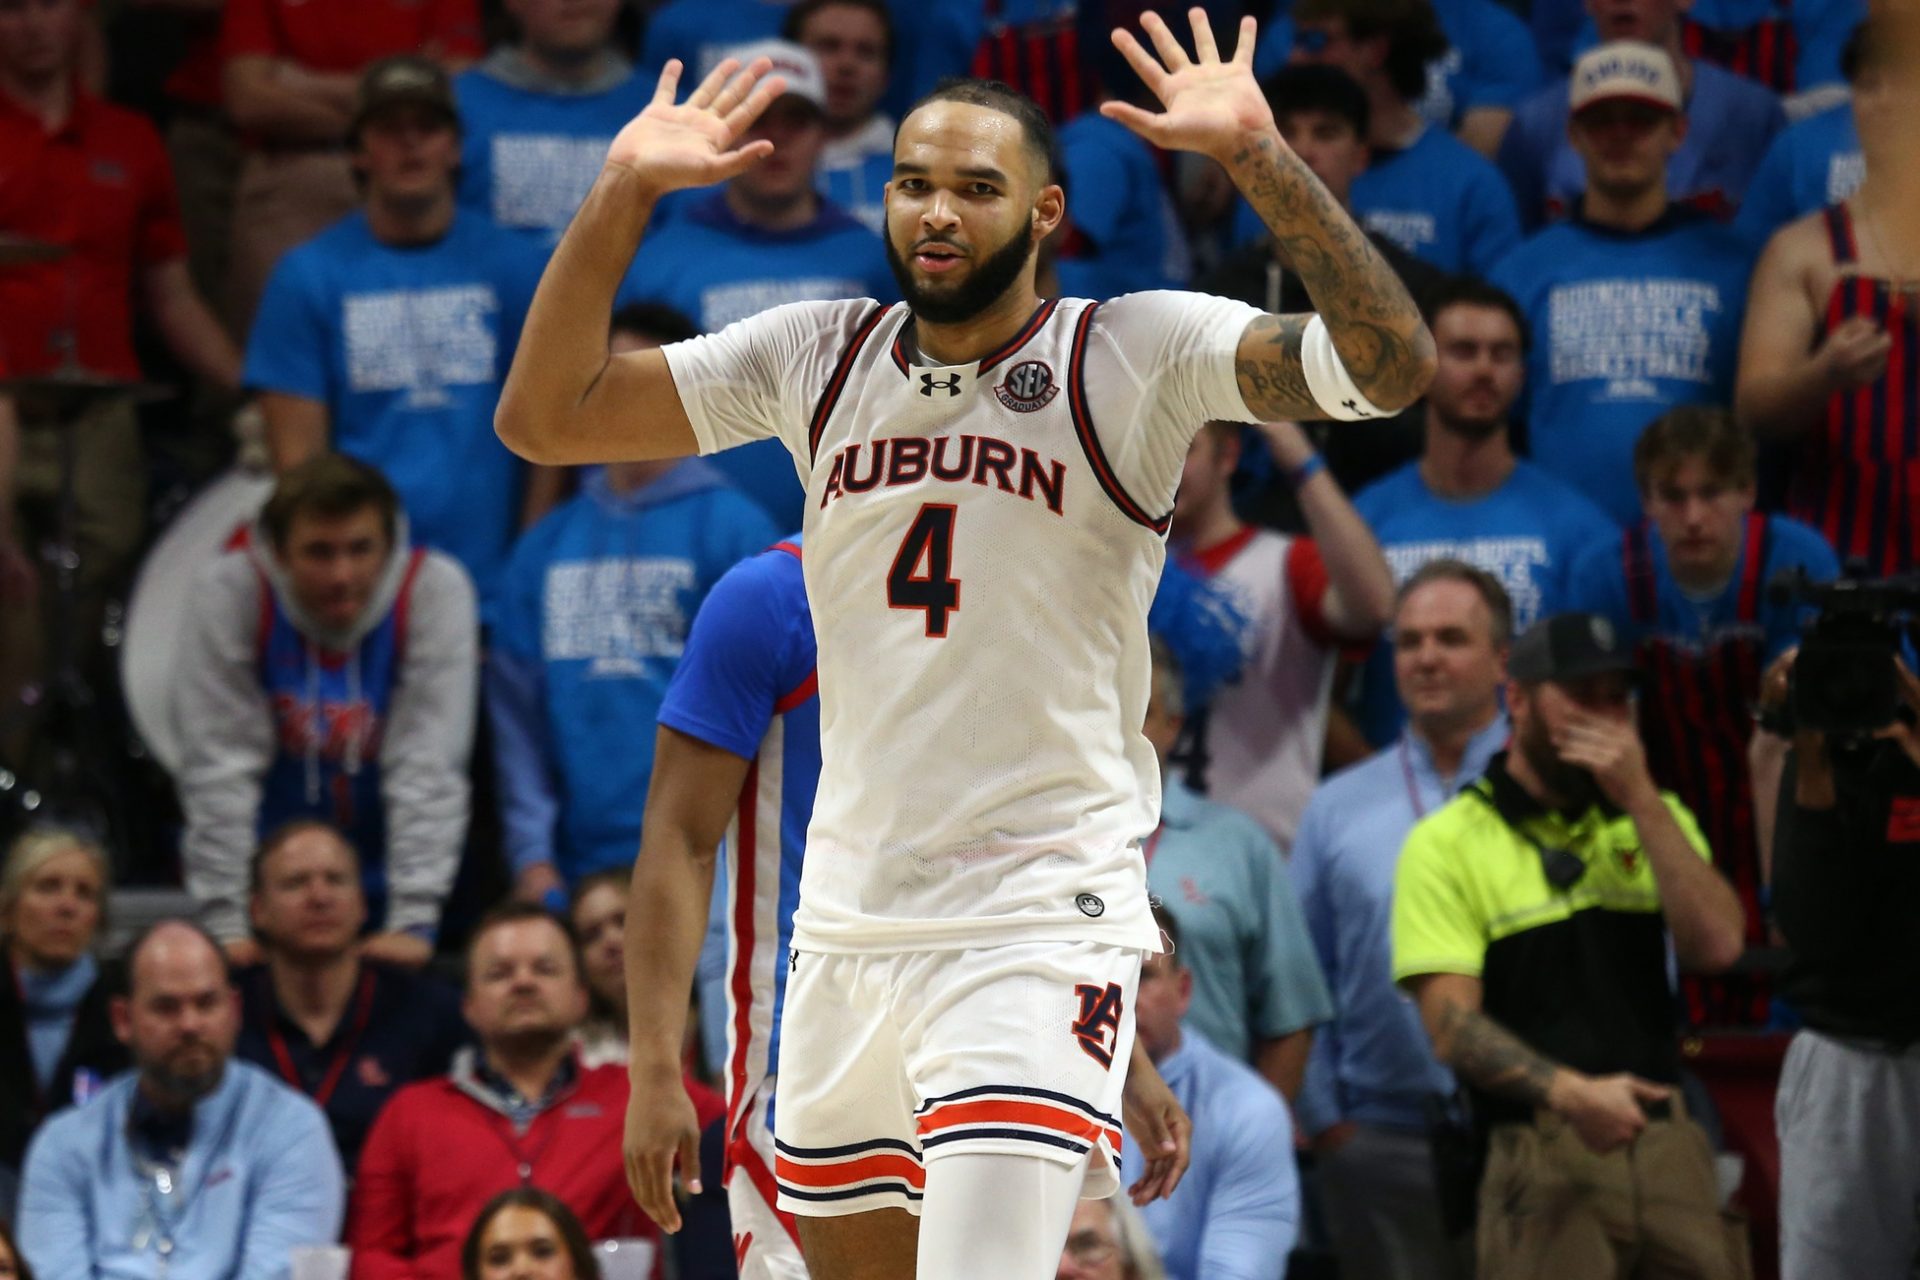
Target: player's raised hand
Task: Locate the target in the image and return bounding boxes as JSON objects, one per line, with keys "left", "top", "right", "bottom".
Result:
{"left": 1101, "top": 8, "right": 1276, "bottom": 162}
{"left": 623, "top": 1066, "right": 704, "bottom": 1233}
{"left": 607, "top": 57, "right": 789, "bottom": 197}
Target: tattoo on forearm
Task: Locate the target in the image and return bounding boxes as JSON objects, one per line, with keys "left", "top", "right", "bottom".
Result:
{"left": 1436, "top": 1001, "right": 1560, "bottom": 1107}
{"left": 1233, "top": 314, "right": 1312, "bottom": 418}
{"left": 1230, "top": 132, "right": 1435, "bottom": 417}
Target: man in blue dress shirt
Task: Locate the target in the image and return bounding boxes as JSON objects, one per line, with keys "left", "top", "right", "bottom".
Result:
{"left": 1137, "top": 904, "right": 1299, "bottom": 1280}
{"left": 1289, "top": 559, "right": 1513, "bottom": 1280}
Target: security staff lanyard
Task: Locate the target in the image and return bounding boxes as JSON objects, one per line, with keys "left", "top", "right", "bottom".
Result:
{"left": 267, "top": 967, "right": 376, "bottom": 1108}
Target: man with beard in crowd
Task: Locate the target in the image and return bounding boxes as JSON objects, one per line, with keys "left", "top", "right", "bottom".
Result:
{"left": 17, "top": 921, "right": 344, "bottom": 1278}
{"left": 1391, "top": 612, "right": 1746, "bottom": 1277}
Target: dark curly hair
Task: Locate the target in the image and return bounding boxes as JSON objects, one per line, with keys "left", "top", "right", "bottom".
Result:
{"left": 461, "top": 1188, "right": 601, "bottom": 1280}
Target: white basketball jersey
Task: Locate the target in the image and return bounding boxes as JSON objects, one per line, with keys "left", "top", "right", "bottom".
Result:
{"left": 665, "top": 290, "right": 1263, "bottom": 952}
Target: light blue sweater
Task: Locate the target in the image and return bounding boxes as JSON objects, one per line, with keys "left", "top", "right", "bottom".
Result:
{"left": 20, "top": 1060, "right": 344, "bottom": 1280}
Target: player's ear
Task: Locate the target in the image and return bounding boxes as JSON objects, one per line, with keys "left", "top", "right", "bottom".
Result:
{"left": 1032, "top": 182, "right": 1066, "bottom": 243}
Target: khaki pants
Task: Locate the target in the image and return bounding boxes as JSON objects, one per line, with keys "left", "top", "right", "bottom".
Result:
{"left": 166, "top": 111, "right": 242, "bottom": 321}
{"left": 1477, "top": 1109, "right": 1752, "bottom": 1280}
{"left": 224, "top": 147, "right": 356, "bottom": 340}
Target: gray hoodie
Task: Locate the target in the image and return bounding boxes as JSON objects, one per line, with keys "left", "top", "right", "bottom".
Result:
{"left": 172, "top": 516, "right": 478, "bottom": 940}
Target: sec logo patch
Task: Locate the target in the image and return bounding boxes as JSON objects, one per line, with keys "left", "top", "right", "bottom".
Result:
{"left": 994, "top": 360, "right": 1058, "bottom": 412}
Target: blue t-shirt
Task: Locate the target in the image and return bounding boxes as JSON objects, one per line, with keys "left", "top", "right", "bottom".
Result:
{"left": 489, "top": 464, "right": 780, "bottom": 879}
{"left": 1498, "top": 61, "right": 1785, "bottom": 229}
{"left": 638, "top": 0, "right": 790, "bottom": 83}
{"left": 1253, "top": 0, "right": 1543, "bottom": 129}
{"left": 617, "top": 192, "right": 896, "bottom": 528}
{"left": 1231, "top": 122, "right": 1522, "bottom": 274}
{"left": 660, "top": 539, "right": 820, "bottom": 1082}
{"left": 1351, "top": 459, "right": 1618, "bottom": 744}
{"left": 1490, "top": 210, "right": 1755, "bottom": 525}
{"left": 244, "top": 211, "right": 541, "bottom": 602}
{"left": 1058, "top": 113, "right": 1189, "bottom": 295}
{"left": 1733, "top": 103, "right": 1863, "bottom": 247}
{"left": 454, "top": 58, "right": 653, "bottom": 248}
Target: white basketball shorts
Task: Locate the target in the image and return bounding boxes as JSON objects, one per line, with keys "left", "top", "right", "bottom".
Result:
{"left": 772, "top": 939, "right": 1141, "bottom": 1218}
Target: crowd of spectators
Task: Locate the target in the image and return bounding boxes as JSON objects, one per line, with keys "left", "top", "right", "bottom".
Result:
{"left": 0, "top": 0, "right": 1913, "bottom": 1275}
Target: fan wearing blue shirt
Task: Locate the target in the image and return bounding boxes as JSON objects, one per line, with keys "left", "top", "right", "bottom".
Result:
{"left": 454, "top": 0, "right": 653, "bottom": 249}
{"left": 487, "top": 304, "right": 781, "bottom": 897}
{"left": 1136, "top": 903, "right": 1299, "bottom": 1280}
{"left": 786, "top": 0, "right": 896, "bottom": 236}
{"left": 247, "top": 58, "right": 549, "bottom": 606}
{"left": 1291, "top": 560, "right": 1513, "bottom": 1280}
{"left": 1565, "top": 407, "right": 1838, "bottom": 1030}
{"left": 1284, "top": 0, "right": 1523, "bottom": 275}
{"left": 1491, "top": 44, "right": 1755, "bottom": 527}
{"left": 1053, "top": 111, "right": 1191, "bottom": 298}
{"left": 1732, "top": 20, "right": 1874, "bottom": 246}
{"left": 1499, "top": 0, "right": 1785, "bottom": 228}
{"left": 616, "top": 41, "right": 895, "bottom": 529}
{"left": 1352, "top": 278, "right": 1616, "bottom": 747}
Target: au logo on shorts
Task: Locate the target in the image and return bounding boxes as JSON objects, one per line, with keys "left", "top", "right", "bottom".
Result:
{"left": 994, "top": 360, "right": 1059, "bottom": 412}
{"left": 1072, "top": 982, "right": 1125, "bottom": 1067}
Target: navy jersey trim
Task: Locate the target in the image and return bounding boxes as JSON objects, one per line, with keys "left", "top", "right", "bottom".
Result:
{"left": 1066, "top": 302, "right": 1172, "bottom": 533}
{"left": 888, "top": 299, "right": 1058, "bottom": 379}
{"left": 914, "top": 1083, "right": 1120, "bottom": 1129}
{"left": 808, "top": 304, "right": 892, "bottom": 464}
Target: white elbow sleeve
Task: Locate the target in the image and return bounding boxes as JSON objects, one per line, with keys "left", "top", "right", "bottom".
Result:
{"left": 1302, "top": 314, "right": 1390, "bottom": 422}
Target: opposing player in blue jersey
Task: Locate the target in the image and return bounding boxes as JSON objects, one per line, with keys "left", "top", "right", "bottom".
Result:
{"left": 621, "top": 538, "right": 1194, "bottom": 1279}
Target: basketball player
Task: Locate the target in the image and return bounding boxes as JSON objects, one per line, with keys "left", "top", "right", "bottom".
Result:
{"left": 497, "top": 11, "right": 1434, "bottom": 1277}
{"left": 623, "top": 536, "right": 1192, "bottom": 1280}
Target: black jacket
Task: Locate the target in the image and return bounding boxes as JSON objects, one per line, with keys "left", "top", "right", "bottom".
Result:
{"left": 0, "top": 956, "right": 129, "bottom": 1170}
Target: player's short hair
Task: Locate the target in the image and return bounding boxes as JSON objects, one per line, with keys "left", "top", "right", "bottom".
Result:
{"left": 903, "top": 77, "right": 1056, "bottom": 184}
{"left": 260, "top": 453, "right": 401, "bottom": 552}
{"left": 1632, "top": 405, "right": 1756, "bottom": 495}
{"left": 1294, "top": 0, "right": 1450, "bottom": 103}
{"left": 782, "top": 0, "right": 895, "bottom": 62}
{"left": 1423, "top": 275, "right": 1528, "bottom": 355}
{"left": 464, "top": 901, "right": 584, "bottom": 986}
{"left": 610, "top": 301, "right": 700, "bottom": 345}
{"left": 1396, "top": 558, "right": 1514, "bottom": 648}
{"left": 1147, "top": 636, "right": 1185, "bottom": 716}
{"left": 249, "top": 818, "right": 359, "bottom": 894}
{"left": 1261, "top": 63, "right": 1371, "bottom": 141}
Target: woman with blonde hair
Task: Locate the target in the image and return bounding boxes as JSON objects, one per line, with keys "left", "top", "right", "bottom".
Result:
{"left": 0, "top": 826, "right": 126, "bottom": 1193}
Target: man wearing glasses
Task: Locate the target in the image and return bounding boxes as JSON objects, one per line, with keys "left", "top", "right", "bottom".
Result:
{"left": 1391, "top": 612, "right": 1748, "bottom": 1279}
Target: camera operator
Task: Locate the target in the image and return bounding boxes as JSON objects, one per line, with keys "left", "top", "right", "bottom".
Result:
{"left": 1754, "top": 640, "right": 1920, "bottom": 1280}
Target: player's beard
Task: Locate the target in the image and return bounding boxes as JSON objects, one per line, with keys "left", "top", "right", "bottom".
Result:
{"left": 886, "top": 214, "right": 1036, "bottom": 326}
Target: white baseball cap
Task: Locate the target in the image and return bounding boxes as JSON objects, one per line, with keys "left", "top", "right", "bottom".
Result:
{"left": 1569, "top": 41, "right": 1683, "bottom": 114}
{"left": 722, "top": 39, "right": 828, "bottom": 113}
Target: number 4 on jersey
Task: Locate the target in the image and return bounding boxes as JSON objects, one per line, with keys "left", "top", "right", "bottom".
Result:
{"left": 888, "top": 503, "right": 962, "bottom": 637}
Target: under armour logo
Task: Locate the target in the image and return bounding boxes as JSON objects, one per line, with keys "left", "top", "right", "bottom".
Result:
{"left": 920, "top": 372, "right": 963, "bottom": 398}
{"left": 1341, "top": 398, "right": 1373, "bottom": 418}
{"left": 789, "top": 948, "right": 798, "bottom": 972}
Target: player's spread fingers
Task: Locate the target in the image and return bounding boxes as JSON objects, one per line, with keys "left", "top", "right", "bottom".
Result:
{"left": 1187, "top": 6, "right": 1219, "bottom": 62}
{"left": 651, "top": 59, "right": 684, "bottom": 105}
{"left": 723, "top": 76, "right": 790, "bottom": 136}
{"left": 687, "top": 57, "right": 742, "bottom": 110}
{"left": 1140, "top": 10, "right": 1193, "bottom": 69}
{"left": 1108, "top": 28, "right": 1171, "bottom": 96}
{"left": 1098, "top": 99, "right": 1166, "bottom": 142}
{"left": 712, "top": 139, "right": 777, "bottom": 181}
{"left": 1232, "top": 14, "right": 1259, "bottom": 64}
{"left": 712, "top": 57, "right": 773, "bottom": 117}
